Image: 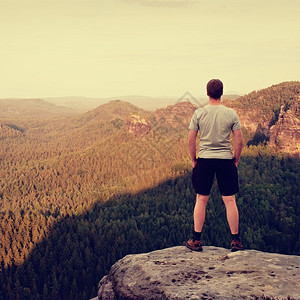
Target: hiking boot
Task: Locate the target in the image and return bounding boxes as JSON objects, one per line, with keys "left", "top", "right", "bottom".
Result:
{"left": 231, "top": 239, "right": 244, "bottom": 252}
{"left": 186, "top": 239, "right": 203, "bottom": 251}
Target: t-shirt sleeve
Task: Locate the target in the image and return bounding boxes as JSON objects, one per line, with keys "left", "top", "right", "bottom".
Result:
{"left": 231, "top": 111, "right": 242, "bottom": 131}
{"left": 189, "top": 110, "right": 199, "bottom": 130}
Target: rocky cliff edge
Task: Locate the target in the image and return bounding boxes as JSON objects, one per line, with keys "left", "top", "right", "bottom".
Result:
{"left": 94, "top": 246, "right": 300, "bottom": 300}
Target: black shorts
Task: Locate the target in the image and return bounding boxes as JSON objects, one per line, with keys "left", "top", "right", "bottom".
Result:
{"left": 192, "top": 158, "right": 239, "bottom": 196}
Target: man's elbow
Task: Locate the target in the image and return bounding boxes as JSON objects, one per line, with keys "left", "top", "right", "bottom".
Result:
{"left": 237, "top": 137, "right": 244, "bottom": 149}
{"left": 233, "top": 130, "right": 243, "bottom": 146}
{"left": 188, "top": 130, "right": 198, "bottom": 142}
{"left": 239, "top": 135, "right": 244, "bottom": 145}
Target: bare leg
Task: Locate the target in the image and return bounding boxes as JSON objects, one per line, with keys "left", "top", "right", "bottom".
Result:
{"left": 222, "top": 195, "right": 239, "bottom": 234}
{"left": 194, "top": 194, "right": 209, "bottom": 232}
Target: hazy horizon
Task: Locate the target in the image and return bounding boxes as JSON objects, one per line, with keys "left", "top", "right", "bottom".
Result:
{"left": 0, "top": 90, "right": 243, "bottom": 101}
{"left": 1, "top": 0, "right": 299, "bottom": 99}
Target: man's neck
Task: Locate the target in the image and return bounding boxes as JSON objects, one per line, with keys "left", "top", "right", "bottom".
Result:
{"left": 208, "top": 97, "right": 221, "bottom": 105}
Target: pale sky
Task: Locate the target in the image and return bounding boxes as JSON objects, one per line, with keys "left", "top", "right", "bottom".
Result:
{"left": 0, "top": 0, "right": 299, "bottom": 98}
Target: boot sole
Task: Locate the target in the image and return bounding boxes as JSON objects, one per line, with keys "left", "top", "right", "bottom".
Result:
{"left": 186, "top": 244, "right": 203, "bottom": 252}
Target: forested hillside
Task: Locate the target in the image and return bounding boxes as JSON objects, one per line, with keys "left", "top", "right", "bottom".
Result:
{"left": 223, "top": 81, "right": 300, "bottom": 127}
{"left": 0, "top": 86, "right": 299, "bottom": 299}
{"left": 0, "top": 99, "right": 77, "bottom": 119}
{"left": 223, "top": 81, "right": 300, "bottom": 156}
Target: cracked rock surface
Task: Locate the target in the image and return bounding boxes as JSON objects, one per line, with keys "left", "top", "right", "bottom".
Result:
{"left": 96, "top": 246, "right": 300, "bottom": 300}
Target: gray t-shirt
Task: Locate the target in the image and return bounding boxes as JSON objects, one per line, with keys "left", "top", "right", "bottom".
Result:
{"left": 189, "top": 104, "right": 241, "bottom": 159}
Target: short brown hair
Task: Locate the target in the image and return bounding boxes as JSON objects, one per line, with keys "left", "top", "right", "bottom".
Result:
{"left": 206, "top": 79, "right": 223, "bottom": 99}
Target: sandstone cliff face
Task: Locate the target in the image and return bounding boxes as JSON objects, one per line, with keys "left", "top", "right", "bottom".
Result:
{"left": 125, "top": 114, "right": 151, "bottom": 137}
{"left": 224, "top": 95, "right": 300, "bottom": 157}
{"left": 96, "top": 246, "right": 300, "bottom": 300}
{"left": 269, "top": 97, "right": 300, "bottom": 158}
{"left": 223, "top": 100, "right": 272, "bottom": 133}
{"left": 124, "top": 101, "right": 197, "bottom": 137}
{"left": 154, "top": 102, "right": 197, "bottom": 128}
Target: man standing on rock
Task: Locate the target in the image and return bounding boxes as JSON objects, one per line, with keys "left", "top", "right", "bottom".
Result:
{"left": 186, "top": 79, "right": 244, "bottom": 252}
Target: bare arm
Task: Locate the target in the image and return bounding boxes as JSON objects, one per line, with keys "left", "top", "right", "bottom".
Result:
{"left": 232, "top": 128, "right": 243, "bottom": 166}
{"left": 188, "top": 129, "right": 198, "bottom": 168}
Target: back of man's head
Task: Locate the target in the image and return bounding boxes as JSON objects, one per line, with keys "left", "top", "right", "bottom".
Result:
{"left": 207, "top": 79, "right": 223, "bottom": 99}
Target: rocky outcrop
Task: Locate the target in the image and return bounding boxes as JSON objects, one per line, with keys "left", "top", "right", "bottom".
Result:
{"left": 224, "top": 93, "right": 300, "bottom": 157}
{"left": 154, "top": 101, "right": 197, "bottom": 128}
{"left": 269, "top": 97, "right": 300, "bottom": 158}
{"left": 222, "top": 100, "right": 272, "bottom": 133}
{"left": 125, "top": 114, "right": 151, "bottom": 137}
{"left": 96, "top": 246, "right": 300, "bottom": 300}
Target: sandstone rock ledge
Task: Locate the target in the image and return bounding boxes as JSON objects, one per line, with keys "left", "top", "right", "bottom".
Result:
{"left": 96, "top": 246, "right": 300, "bottom": 300}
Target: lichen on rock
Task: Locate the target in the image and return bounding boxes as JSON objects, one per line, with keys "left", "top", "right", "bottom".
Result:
{"left": 96, "top": 246, "right": 300, "bottom": 300}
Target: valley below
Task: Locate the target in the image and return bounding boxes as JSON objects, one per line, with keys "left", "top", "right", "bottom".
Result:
{"left": 0, "top": 81, "right": 299, "bottom": 299}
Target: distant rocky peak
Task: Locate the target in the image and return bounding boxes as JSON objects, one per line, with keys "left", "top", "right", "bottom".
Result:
{"left": 269, "top": 97, "right": 300, "bottom": 158}
{"left": 222, "top": 83, "right": 300, "bottom": 156}
{"left": 290, "top": 94, "right": 300, "bottom": 116}
{"left": 154, "top": 101, "right": 197, "bottom": 127}
{"left": 125, "top": 114, "right": 151, "bottom": 137}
